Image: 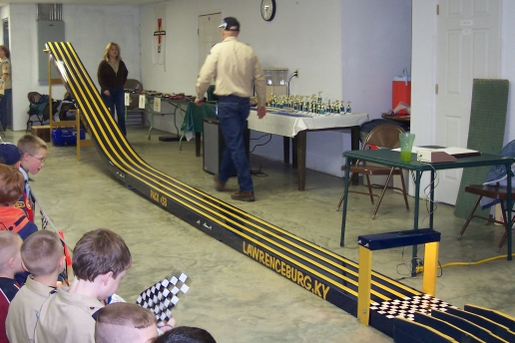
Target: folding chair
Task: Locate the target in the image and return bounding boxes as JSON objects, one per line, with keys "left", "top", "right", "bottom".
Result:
{"left": 124, "top": 79, "right": 145, "bottom": 125}
{"left": 26, "top": 92, "right": 49, "bottom": 132}
{"left": 458, "top": 140, "right": 515, "bottom": 250}
{"left": 336, "top": 124, "right": 410, "bottom": 218}
{"left": 458, "top": 183, "right": 515, "bottom": 250}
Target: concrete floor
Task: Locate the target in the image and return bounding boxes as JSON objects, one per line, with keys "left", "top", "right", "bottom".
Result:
{"left": 2, "top": 126, "right": 514, "bottom": 343}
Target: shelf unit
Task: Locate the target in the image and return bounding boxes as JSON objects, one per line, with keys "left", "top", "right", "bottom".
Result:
{"left": 47, "top": 49, "right": 93, "bottom": 160}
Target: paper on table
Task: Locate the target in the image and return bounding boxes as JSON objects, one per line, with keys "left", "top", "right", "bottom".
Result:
{"left": 439, "top": 147, "right": 481, "bottom": 157}
{"left": 392, "top": 146, "right": 480, "bottom": 156}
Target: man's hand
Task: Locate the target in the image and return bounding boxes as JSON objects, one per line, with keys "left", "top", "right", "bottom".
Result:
{"left": 257, "top": 106, "right": 266, "bottom": 119}
{"left": 195, "top": 97, "right": 204, "bottom": 107}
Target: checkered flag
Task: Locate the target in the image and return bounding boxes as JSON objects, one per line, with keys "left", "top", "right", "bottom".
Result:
{"left": 136, "top": 271, "right": 191, "bottom": 323}
{"left": 370, "top": 294, "right": 458, "bottom": 321}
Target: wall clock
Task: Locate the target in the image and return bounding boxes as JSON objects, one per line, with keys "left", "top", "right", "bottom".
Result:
{"left": 260, "top": 0, "right": 276, "bottom": 22}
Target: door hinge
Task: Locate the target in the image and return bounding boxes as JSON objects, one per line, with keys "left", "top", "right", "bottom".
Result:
{"left": 435, "top": 84, "right": 439, "bottom": 94}
{"left": 436, "top": 4, "right": 439, "bottom": 15}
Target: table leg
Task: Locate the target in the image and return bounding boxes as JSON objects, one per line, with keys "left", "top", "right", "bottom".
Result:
{"left": 283, "top": 137, "right": 290, "bottom": 164}
{"left": 147, "top": 107, "right": 154, "bottom": 141}
{"left": 340, "top": 156, "right": 352, "bottom": 246}
{"left": 292, "top": 136, "right": 298, "bottom": 169}
{"left": 412, "top": 170, "right": 422, "bottom": 276}
{"left": 296, "top": 131, "right": 306, "bottom": 191}
{"left": 176, "top": 104, "right": 188, "bottom": 142}
{"left": 350, "top": 126, "right": 360, "bottom": 185}
{"left": 171, "top": 104, "right": 179, "bottom": 136}
{"left": 195, "top": 132, "right": 201, "bottom": 157}
{"left": 429, "top": 169, "right": 435, "bottom": 230}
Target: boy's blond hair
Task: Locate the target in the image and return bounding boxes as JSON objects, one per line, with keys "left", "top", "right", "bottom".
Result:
{"left": 22, "top": 230, "right": 64, "bottom": 277}
{"left": 0, "top": 164, "right": 24, "bottom": 206}
{"left": 95, "top": 303, "right": 156, "bottom": 343}
{"left": 17, "top": 134, "right": 48, "bottom": 155}
{"left": 0, "top": 231, "right": 22, "bottom": 268}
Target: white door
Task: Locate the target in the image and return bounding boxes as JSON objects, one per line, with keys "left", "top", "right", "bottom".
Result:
{"left": 435, "top": 0, "right": 500, "bottom": 204}
{"left": 198, "top": 13, "right": 221, "bottom": 72}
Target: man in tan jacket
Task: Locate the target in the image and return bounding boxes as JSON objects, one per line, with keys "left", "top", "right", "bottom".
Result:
{"left": 195, "top": 17, "right": 266, "bottom": 202}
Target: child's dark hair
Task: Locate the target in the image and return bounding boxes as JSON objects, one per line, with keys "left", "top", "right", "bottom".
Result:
{"left": 154, "top": 326, "right": 217, "bottom": 343}
{"left": 72, "top": 229, "right": 131, "bottom": 281}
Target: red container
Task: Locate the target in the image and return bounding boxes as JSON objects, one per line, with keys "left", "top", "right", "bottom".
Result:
{"left": 392, "top": 75, "right": 411, "bottom": 115}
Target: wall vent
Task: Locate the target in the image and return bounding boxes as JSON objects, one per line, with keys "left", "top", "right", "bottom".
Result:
{"left": 37, "top": 4, "right": 63, "bottom": 21}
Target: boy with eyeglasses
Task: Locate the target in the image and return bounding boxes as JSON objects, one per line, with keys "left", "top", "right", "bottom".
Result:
{"left": 17, "top": 134, "right": 47, "bottom": 222}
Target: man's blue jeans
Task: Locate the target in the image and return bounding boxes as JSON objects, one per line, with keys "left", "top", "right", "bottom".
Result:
{"left": 101, "top": 86, "right": 126, "bottom": 136}
{"left": 217, "top": 95, "right": 253, "bottom": 193}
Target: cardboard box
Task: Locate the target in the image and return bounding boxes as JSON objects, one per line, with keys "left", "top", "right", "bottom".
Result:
{"left": 31, "top": 125, "right": 51, "bottom": 142}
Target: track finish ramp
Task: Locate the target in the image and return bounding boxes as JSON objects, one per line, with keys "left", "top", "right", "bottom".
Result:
{"left": 47, "top": 42, "right": 433, "bottom": 337}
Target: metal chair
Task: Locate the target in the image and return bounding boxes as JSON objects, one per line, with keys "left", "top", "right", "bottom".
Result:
{"left": 336, "top": 124, "right": 410, "bottom": 218}
{"left": 124, "top": 79, "right": 145, "bottom": 125}
{"left": 458, "top": 183, "right": 515, "bottom": 250}
{"left": 459, "top": 140, "right": 515, "bottom": 250}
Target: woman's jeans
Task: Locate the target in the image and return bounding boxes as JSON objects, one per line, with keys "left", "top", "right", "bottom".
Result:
{"left": 0, "top": 88, "right": 12, "bottom": 130}
{"left": 101, "top": 86, "right": 126, "bottom": 136}
{"left": 217, "top": 95, "right": 253, "bottom": 193}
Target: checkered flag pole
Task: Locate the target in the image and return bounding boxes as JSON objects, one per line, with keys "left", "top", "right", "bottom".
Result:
{"left": 136, "top": 271, "right": 191, "bottom": 323}
{"left": 32, "top": 192, "right": 72, "bottom": 251}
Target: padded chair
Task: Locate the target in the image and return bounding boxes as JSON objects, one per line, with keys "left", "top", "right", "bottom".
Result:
{"left": 26, "top": 92, "right": 49, "bottom": 132}
{"left": 458, "top": 184, "right": 515, "bottom": 250}
{"left": 124, "top": 79, "right": 145, "bottom": 125}
{"left": 336, "top": 124, "right": 410, "bottom": 218}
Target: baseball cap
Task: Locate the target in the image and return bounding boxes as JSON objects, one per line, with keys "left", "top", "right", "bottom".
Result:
{"left": 219, "top": 17, "right": 240, "bottom": 31}
{"left": 0, "top": 142, "right": 23, "bottom": 165}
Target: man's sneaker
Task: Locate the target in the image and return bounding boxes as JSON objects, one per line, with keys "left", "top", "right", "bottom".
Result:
{"left": 231, "top": 191, "right": 255, "bottom": 202}
{"left": 214, "top": 174, "right": 225, "bottom": 191}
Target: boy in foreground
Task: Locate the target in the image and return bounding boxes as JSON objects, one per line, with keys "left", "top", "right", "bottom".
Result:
{"left": 0, "top": 231, "right": 23, "bottom": 343}
{"left": 95, "top": 302, "right": 160, "bottom": 343}
{"left": 34, "top": 228, "right": 132, "bottom": 343}
{"left": 6, "top": 230, "right": 65, "bottom": 343}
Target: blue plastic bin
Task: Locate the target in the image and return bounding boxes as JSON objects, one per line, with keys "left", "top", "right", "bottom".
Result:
{"left": 51, "top": 128, "right": 85, "bottom": 146}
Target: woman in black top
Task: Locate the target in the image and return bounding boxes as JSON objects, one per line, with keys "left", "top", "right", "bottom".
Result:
{"left": 97, "top": 42, "right": 128, "bottom": 136}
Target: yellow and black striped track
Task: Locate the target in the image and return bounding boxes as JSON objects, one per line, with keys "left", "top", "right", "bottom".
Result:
{"left": 47, "top": 41, "right": 427, "bottom": 337}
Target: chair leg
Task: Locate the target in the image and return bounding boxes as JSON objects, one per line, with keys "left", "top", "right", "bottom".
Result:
{"left": 336, "top": 193, "right": 344, "bottom": 211}
{"left": 399, "top": 168, "right": 410, "bottom": 211}
{"left": 496, "top": 203, "right": 514, "bottom": 251}
{"left": 458, "top": 196, "right": 482, "bottom": 239}
{"left": 371, "top": 168, "right": 395, "bottom": 219}
{"left": 365, "top": 175, "right": 375, "bottom": 204}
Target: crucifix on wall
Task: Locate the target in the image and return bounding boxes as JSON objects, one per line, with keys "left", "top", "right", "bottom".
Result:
{"left": 152, "top": 5, "right": 166, "bottom": 65}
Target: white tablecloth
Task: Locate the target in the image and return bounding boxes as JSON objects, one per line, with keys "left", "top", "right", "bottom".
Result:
{"left": 247, "top": 110, "right": 369, "bottom": 137}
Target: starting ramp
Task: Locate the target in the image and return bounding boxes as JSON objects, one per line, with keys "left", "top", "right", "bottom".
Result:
{"left": 46, "top": 42, "right": 514, "bottom": 340}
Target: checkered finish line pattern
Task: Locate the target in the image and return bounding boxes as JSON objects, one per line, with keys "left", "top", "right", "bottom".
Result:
{"left": 136, "top": 272, "right": 191, "bottom": 323}
{"left": 371, "top": 293, "right": 459, "bottom": 321}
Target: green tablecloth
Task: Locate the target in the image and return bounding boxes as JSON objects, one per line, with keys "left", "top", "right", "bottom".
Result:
{"left": 181, "top": 102, "right": 216, "bottom": 134}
